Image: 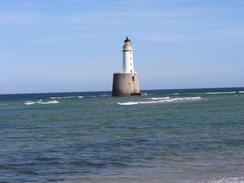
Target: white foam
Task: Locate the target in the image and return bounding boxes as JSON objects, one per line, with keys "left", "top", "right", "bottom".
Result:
{"left": 24, "top": 100, "right": 59, "bottom": 105}
{"left": 100, "top": 94, "right": 110, "bottom": 97}
{"left": 117, "top": 102, "right": 139, "bottom": 106}
{"left": 24, "top": 101, "right": 35, "bottom": 105}
{"left": 207, "top": 177, "right": 244, "bottom": 183}
{"left": 238, "top": 91, "right": 244, "bottom": 94}
{"left": 88, "top": 96, "right": 96, "bottom": 98}
{"left": 38, "top": 100, "right": 59, "bottom": 104}
{"left": 50, "top": 96, "right": 85, "bottom": 99}
{"left": 50, "top": 96, "right": 77, "bottom": 99}
{"left": 205, "top": 91, "right": 236, "bottom": 95}
{"left": 150, "top": 97, "right": 170, "bottom": 100}
{"left": 118, "top": 97, "right": 202, "bottom": 106}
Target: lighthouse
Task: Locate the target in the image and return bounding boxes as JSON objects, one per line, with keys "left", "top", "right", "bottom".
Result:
{"left": 123, "top": 37, "right": 134, "bottom": 73}
{"left": 112, "top": 37, "right": 141, "bottom": 97}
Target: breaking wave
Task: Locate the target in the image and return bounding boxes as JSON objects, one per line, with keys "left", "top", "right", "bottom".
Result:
{"left": 205, "top": 91, "right": 236, "bottom": 95}
{"left": 50, "top": 95, "right": 101, "bottom": 100}
{"left": 50, "top": 96, "right": 84, "bottom": 99}
{"left": 117, "top": 102, "right": 139, "bottom": 106}
{"left": 238, "top": 91, "right": 244, "bottom": 94}
{"left": 150, "top": 97, "right": 170, "bottom": 100}
{"left": 88, "top": 96, "right": 96, "bottom": 98}
{"left": 100, "top": 94, "right": 110, "bottom": 97}
{"left": 24, "top": 100, "right": 59, "bottom": 105}
{"left": 118, "top": 96, "right": 202, "bottom": 106}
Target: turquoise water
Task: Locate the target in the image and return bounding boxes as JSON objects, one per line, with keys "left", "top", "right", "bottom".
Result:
{"left": 0, "top": 88, "right": 244, "bottom": 182}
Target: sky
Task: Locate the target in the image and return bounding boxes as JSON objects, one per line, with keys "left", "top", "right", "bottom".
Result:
{"left": 0, "top": 0, "right": 244, "bottom": 94}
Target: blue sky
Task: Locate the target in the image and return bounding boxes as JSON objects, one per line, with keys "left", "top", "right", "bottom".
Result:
{"left": 0, "top": 0, "right": 244, "bottom": 94}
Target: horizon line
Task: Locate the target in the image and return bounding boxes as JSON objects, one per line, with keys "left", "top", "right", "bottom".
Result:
{"left": 1, "top": 86, "right": 244, "bottom": 96}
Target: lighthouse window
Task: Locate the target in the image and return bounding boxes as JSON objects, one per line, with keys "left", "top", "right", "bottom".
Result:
{"left": 132, "top": 76, "right": 135, "bottom": 81}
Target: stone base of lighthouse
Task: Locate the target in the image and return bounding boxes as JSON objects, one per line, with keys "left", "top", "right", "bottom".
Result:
{"left": 112, "top": 73, "right": 141, "bottom": 97}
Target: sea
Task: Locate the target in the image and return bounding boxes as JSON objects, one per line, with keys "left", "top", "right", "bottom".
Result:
{"left": 0, "top": 87, "right": 244, "bottom": 183}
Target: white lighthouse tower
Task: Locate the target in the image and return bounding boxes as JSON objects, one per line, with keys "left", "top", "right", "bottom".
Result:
{"left": 123, "top": 37, "right": 134, "bottom": 73}
{"left": 112, "top": 37, "right": 141, "bottom": 97}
